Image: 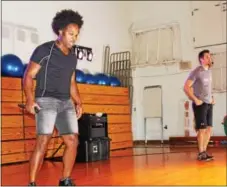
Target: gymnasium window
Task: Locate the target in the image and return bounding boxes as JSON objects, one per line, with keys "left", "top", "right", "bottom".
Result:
{"left": 211, "top": 51, "right": 226, "bottom": 92}
{"left": 131, "top": 23, "right": 182, "bottom": 67}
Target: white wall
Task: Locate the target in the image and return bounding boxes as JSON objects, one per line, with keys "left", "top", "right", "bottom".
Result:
{"left": 2, "top": 1, "right": 226, "bottom": 140}
{"left": 127, "top": 1, "right": 227, "bottom": 140}
{"left": 2, "top": 1, "right": 131, "bottom": 74}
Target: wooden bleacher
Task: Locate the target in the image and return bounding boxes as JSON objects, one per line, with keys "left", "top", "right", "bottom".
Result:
{"left": 1, "top": 77, "right": 133, "bottom": 164}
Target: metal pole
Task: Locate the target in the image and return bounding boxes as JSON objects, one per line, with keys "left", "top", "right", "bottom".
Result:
{"left": 144, "top": 118, "right": 147, "bottom": 145}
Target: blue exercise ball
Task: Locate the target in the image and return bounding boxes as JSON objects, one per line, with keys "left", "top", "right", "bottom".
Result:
{"left": 1, "top": 54, "right": 24, "bottom": 77}
{"left": 109, "top": 76, "right": 121, "bottom": 87}
{"left": 95, "top": 73, "right": 110, "bottom": 85}
{"left": 85, "top": 73, "right": 98, "bottom": 84}
{"left": 75, "top": 69, "right": 86, "bottom": 83}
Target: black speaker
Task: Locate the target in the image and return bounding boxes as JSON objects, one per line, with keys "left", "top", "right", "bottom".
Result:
{"left": 78, "top": 113, "right": 108, "bottom": 139}
{"left": 76, "top": 137, "right": 110, "bottom": 162}
{"left": 99, "top": 137, "right": 110, "bottom": 160}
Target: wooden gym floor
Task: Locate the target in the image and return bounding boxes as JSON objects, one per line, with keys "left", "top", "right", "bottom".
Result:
{"left": 1, "top": 145, "right": 226, "bottom": 186}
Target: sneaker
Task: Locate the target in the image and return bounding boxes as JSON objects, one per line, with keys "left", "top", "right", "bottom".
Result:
{"left": 28, "top": 182, "right": 36, "bottom": 186}
{"left": 205, "top": 152, "right": 214, "bottom": 160}
{"left": 59, "top": 177, "right": 75, "bottom": 186}
{"left": 197, "top": 152, "right": 207, "bottom": 161}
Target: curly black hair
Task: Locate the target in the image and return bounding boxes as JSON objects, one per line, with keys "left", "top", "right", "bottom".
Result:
{"left": 52, "top": 9, "right": 84, "bottom": 35}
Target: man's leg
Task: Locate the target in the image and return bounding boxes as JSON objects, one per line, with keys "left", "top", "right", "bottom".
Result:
{"left": 203, "top": 126, "right": 212, "bottom": 152}
{"left": 203, "top": 104, "right": 214, "bottom": 159}
{"left": 55, "top": 99, "right": 79, "bottom": 186}
{"left": 192, "top": 103, "right": 208, "bottom": 160}
{"left": 29, "top": 97, "right": 58, "bottom": 185}
{"left": 197, "top": 129, "right": 206, "bottom": 154}
{"left": 29, "top": 135, "right": 52, "bottom": 183}
{"left": 61, "top": 134, "right": 78, "bottom": 179}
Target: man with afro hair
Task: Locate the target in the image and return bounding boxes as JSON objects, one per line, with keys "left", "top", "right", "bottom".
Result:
{"left": 23, "top": 9, "right": 84, "bottom": 186}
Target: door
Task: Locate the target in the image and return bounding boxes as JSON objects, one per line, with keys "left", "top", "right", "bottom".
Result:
{"left": 191, "top": 1, "right": 224, "bottom": 47}
{"left": 143, "top": 85, "right": 164, "bottom": 143}
{"left": 221, "top": 1, "right": 226, "bottom": 43}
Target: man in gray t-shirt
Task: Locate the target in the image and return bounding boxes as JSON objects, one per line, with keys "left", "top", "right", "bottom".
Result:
{"left": 188, "top": 66, "right": 212, "bottom": 104}
{"left": 184, "top": 49, "right": 215, "bottom": 161}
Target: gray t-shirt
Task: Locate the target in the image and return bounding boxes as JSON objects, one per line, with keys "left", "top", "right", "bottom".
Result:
{"left": 186, "top": 65, "right": 212, "bottom": 104}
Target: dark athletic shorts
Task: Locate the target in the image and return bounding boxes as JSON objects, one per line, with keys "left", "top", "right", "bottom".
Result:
{"left": 192, "top": 102, "right": 213, "bottom": 130}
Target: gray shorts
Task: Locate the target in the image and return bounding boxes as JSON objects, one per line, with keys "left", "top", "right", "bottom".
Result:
{"left": 35, "top": 97, "right": 78, "bottom": 135}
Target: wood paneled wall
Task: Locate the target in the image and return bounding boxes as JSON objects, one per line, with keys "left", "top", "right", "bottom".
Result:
{"left": 1, "top": 77, "right": 133, "bottom": 164}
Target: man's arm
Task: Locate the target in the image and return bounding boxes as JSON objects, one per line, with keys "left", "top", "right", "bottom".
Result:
{"left": 184, "top": 79, "right": 199, "bottom": 102}
{"left": 184, "top": 68, "right": 201, "bottom": 104}
{"left": 23, "top": 62, "right": 41, "bottom": 101}
{"left": 70, "top": 71, "right": 82, "bottom": 106}
{"left": 211, "top": 95, "right": 215, "bottom": 104}
{"left": 24, "top": 44, "right": 47, "bottom": 102}
{"left": 70, "top": 72, "right": 82, "bottom": 119}
{"left": 222, "top": 115, "right": 227, "bottom": 125}
{"left": 23, "top": 62, "right": 42, "bottom": 113}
